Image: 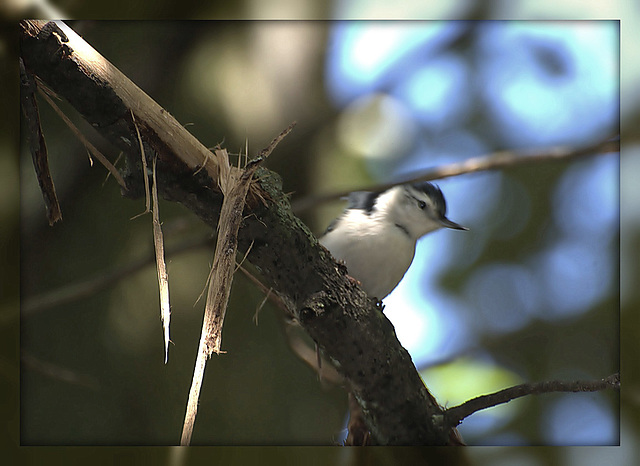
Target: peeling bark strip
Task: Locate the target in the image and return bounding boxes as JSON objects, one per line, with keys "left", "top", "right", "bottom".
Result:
{"left": 181, "top": 149, "right": 259, "bottom": 446}
{"left": 20, "top": 20, "right": 457, "bottom": 445}
{"left": 20, "top": 58, "right": 62, "bottom": 226}
{"left": 204, "top": 149, "right": 256, "bottom": 356}
{"left": 151, "top": 156, "right": 171, "bottom": 364}
{"left": 182, "top": 128, "right": 294, "bottom": 444}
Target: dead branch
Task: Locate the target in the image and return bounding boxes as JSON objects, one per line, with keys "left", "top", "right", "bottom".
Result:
{"left": 21, "top": 351, "right": 100, "bottom": 391}
{"left": 291, "top": 136, "right": 620, "bottom": 213}
{"left": 442, "top": 372, "right": 620, "bottom": 431}
{"left": 180, "top": 146, "right": 270, "bottom": 445}
{"left": 22, "top": 234, "right": 213, "bottom": 316}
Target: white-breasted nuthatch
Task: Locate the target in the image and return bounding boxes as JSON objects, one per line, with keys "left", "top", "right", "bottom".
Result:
{"left": 320, "top": 182, "right": 468, "bottom": 299}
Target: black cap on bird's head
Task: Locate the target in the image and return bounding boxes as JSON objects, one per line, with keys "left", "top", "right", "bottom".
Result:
{"left": 409, "top": 182, "right": 468, "bottom": 231}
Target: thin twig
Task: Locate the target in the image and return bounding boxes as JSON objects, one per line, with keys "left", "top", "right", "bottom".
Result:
{"left": 291, "top": 135, "right": 620, "bottom": 213}
{"left": 132, "top": 109, "right": 151, "bottom": 214}
{"left": 22, "top": 351, "right": 100, "bottom": 390}
{"left": 236, "top": 263, "right": 288, "bottom": 315}
{"left": 253, "top": 289, "right": 272, "bottom": 325}
{"left": 36, "top": 83, "right": 127, "bottom": 190}
{"left": 22, "top": 233, "right": 213, "bottom": 316}
{"left": 256, "top": 121, "right": 296, "bottom": 161}
{"left": 233, "top": 240, "right": 254, "bottom": 273}
{"left": 443, "top": 372, "right": 620, "bottom": 429}
{"left": 102, "top": 152, "right": 123, "bottom": 187}
{"left": 236, "top": 264, "right": 343, "bottom": 384}
{"left": 193, "top": 259, "right": 216, "bottom": 308}
{"left": 284, "top": 326, "right": 344, "bottom": 386}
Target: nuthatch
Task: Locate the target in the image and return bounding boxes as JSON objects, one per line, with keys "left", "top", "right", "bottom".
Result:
{"left": 320, "top": 182, "right": 467, "bottom": 299}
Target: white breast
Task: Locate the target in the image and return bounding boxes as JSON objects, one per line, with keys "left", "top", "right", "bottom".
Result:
{"left": 320, "top": 209, "right": 416, "bottom": 299}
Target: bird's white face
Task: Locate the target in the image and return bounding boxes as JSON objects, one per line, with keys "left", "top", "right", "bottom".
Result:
{"left": 382, "top": 185, "right": 448, "bottom": 240}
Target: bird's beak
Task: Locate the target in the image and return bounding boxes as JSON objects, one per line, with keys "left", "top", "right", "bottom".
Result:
{"left": 439, "top": 217, "right": 468, "bottom": 231}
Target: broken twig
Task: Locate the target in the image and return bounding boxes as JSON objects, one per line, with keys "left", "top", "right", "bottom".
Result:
{"left": 151, "top": 156, "right": 171, "bottom": 364}
{"left": 180, "top": 125, "right": 292, "bottom": 445}
{"left": 20, "top": 58, "right": 62, "bottom": 225}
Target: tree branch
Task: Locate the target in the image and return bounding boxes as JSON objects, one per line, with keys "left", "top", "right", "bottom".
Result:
{"left": 22, "top": 233, "right": 214, "bottom": 316}
{"left": 20, "top": 20, "right": 615, "bottom": 446}
{"left": 20, "top": 20, "right": 222, "bottom": 191}
{"left": 291, "top": 136, "right": 620, "bottom": 213}
{"left": 442, "top": 372, "right": 620, "bottom": 430}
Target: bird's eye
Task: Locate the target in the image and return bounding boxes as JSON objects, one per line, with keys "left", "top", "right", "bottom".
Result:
{"left": 418, "top": 200, "right": 427, "bottom": 210}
